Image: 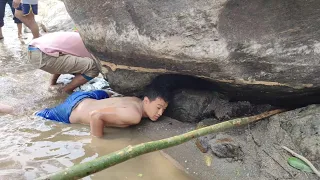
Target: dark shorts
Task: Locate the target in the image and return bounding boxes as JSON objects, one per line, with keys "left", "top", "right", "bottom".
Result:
{"left": 16, "top": 3, "right": 38, "bottom": 15}
{"left": 35, "top": 90, "right": 109, "bottom": 123}
{"left": 0, "top": 0, "right": 22, "bottom": 27}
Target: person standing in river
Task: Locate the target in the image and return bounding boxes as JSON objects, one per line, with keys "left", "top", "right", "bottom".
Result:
{"left": 0, "top": 0, "right": 23, "bottom": 39}
{"left": 12, "top": 0, "right": 39, "bottom": 38}
{"left": 27, "top": 31, "right": 102, "bottom": 94}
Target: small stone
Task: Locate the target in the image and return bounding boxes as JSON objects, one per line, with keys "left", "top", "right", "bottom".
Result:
{"left": 208, "top": 134, "right": 243, "bottom": 159}
{"left": 196, "top": 134, "right": 216, "bottom": 153}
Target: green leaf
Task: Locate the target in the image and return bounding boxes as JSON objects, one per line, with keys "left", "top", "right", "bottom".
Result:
{"left": 287, "top": 157, "right": 313, "bottom": 173}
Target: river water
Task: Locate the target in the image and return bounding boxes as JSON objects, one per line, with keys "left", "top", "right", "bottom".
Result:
{"left": 0, "top": 5, "right": 192, "bottom": 180}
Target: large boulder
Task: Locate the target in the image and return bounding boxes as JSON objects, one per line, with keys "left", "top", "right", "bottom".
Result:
{"left": 37, "top": 0, "right": 75, "bottom": 32}
{"left": 62, "top": 0, "right": 320, "bottom": 105}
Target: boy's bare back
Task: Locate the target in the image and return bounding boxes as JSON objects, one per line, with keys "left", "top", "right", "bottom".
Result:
{"left": 70, "top": 96, "right": 143, "bottom": 126}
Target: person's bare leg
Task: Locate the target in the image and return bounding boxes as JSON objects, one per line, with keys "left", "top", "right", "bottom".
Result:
{"left": 17, "top": 23, "right": 22, "bottom": 38}
{"left": 0, "top": 103, "right": 13, "bottom": 114}
{"left": 62, "top": 74, "right": 88, "bottom": 94}
{"left": 0, "top": 27, "right": 3, "bottom": 39}
{"left": 0, "top": 0, "right": 6, "bottom": 39}
{"left": 15, "top": 10, "right": 39, "bottom": 38}
{"left": 50, "top": 74, "right": 60, "bottom": 86}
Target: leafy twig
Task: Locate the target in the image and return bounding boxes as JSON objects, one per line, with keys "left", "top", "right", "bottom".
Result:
{"left": 282, "top": 146, "right": 320, "bottom": 177}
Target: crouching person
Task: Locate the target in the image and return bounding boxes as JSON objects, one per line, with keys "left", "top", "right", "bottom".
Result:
{"left": 27, "top": 32, "right": 100, "bottom": 94}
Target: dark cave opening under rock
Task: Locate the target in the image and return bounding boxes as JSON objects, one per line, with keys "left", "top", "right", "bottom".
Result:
{"left": 145, "top": 74, "right": 320, "bottom": 124}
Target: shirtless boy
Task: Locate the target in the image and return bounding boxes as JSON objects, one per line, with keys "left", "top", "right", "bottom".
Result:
{"left": 35, "top": 88, "right": 170, "bottom": 137}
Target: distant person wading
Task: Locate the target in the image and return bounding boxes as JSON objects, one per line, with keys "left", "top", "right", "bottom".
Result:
{"left": 13, "top": 0, "right": 39, "bottom": 38}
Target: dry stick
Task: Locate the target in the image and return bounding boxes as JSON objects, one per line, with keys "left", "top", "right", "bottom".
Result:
{"left": 281, "top": 146, "right": 320, "bottom": 177}
{"left": 38, "top": 109, "right": 285, "bottom": 180}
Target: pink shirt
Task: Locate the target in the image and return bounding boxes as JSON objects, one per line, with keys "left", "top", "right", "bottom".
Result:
{"left": 29, "top": 32, "right": 92, "bottom": 58}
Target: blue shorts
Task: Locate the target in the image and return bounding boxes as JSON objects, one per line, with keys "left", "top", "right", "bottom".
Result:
{"left": 16, "top": 3, "right": 38, "bottom": 15}
{"left": 35, "top": 90, "right": 109, "bottom": 123}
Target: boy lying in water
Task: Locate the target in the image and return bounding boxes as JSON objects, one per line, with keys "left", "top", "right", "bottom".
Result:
{"left": 35, "top": 88, "right": 170, "bottom": 137}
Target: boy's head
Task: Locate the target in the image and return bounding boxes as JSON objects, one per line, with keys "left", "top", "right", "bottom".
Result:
{"left": 142, "top": 86, "right": 171, "bottom": 121}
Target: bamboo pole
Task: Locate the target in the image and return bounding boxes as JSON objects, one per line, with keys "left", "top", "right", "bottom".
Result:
{"left": 38, "top": 109, "right": 285, "bottom": 180}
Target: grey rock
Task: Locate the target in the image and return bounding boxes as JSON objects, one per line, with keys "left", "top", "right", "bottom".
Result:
{"left": 208, "top": 134, "right": 243, "bottom": 160}
{"left": 197, "top": 118, "right": 220, "bottom": 127}
{"left": 38, "top": 0, "right": 75, "bottom": 32}
{"left": 63, "top": 0, "right": 320, "bottom": 107}
{"left": 196, "top": 133, "right": 216, "bottom": 153}
{"left": 165, "top": 89, "right": 217, "bottom": 123}
{"left": 197, "top": 105, "right": 320, "bottom": 179}
{"left": 279, "top": 105, "right": 320, "bottom": 165}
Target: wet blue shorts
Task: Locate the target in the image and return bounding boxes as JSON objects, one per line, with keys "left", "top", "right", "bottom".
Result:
{"left": 35, "top": 90, "right": 109, "bottom": 123}
{"left": 16, "top": 3, "right": 38, "bottom": 15}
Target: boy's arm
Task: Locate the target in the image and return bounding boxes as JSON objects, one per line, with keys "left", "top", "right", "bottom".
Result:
{"left": 90, "top": 107, "right": 116, "bottom": 137}
{"left": 89, "top": 107, "right": 141, "bottom": 137}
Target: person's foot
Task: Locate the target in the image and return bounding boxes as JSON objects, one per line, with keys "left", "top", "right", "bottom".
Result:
{"left": 48, "top": 83, "right": 65, "bottom": 93}
{"left": 18, "top": 33, "right": 27, "bottom": 39}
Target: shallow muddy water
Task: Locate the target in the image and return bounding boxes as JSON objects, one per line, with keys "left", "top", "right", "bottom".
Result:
{"left": 0, "top": 5, "right": 193, "bottom": 180}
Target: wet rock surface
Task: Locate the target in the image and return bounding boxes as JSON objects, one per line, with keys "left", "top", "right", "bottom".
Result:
{"left": 208, "top": 134, "right": 244, "bottom": 160}
{"left": 37, "top": 0, "right": 74, "bottom": 32}
{"left": 189, "top": 104, "right": 319, "bottom": 180}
